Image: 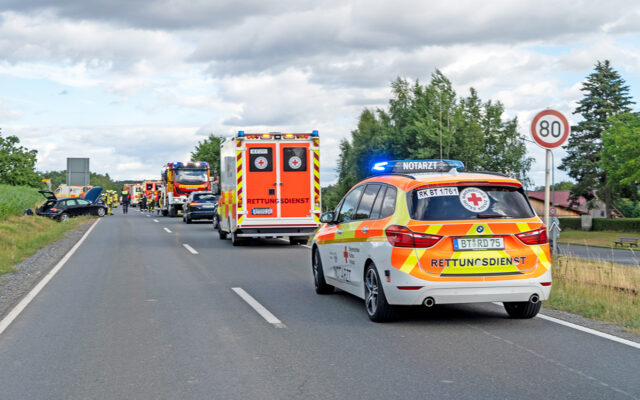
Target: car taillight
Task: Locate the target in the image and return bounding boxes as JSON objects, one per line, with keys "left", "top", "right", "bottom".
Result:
{"left": 189, "top": 202, "right": 201, "bottom": 207}
{"left": 385, "top": 225, "right": 442, "bottom": 248}
{"left": 50, "top": 208, "right": 57, "bottom": 212}
{"left": 515, "top": 227, "right": 548, "bottom": 245}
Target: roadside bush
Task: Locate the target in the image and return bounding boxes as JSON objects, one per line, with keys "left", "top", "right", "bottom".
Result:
{"left": 0, "top": 184, "right": 43, "bottom": 220}
{"left": 558, "top": 218, "right": 581, "bottom": 231}
{"left": 559, "top": 217, "right": 640, "bottom": 232}
{"left": 592, "top": 218, "right": 640, "bottom": 232}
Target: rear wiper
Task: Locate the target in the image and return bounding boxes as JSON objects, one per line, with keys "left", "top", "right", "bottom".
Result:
{"left": 477, "top": 213, "right": 510, "bottom": 219}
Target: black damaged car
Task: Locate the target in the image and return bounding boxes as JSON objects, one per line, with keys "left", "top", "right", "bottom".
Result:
{"left": 36, "top": 186, "right": 107, "bottom": 222}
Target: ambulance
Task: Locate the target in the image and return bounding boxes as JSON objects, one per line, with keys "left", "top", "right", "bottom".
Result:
{"left": 312, "top": 160, "right": 552, "bottom": 322}
{"left": 217, "top": 131, "right": 321, "bottom": 245}
{"left": 54, "top": 184, "right": 92, "bottom": 199}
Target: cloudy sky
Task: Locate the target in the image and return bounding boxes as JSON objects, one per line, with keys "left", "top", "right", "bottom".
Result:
{"left": 1, "top": 1, "right": 639, "bottom": 187}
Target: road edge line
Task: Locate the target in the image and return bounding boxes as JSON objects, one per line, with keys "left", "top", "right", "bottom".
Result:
{"left": 491, "top": 302, "right": 640, "bottom": 350}
{"left": 231, "top": 287, "right": 285, "bottom": 328}
{"left": 0, "top": 218, "right": 101, "bottom": 337}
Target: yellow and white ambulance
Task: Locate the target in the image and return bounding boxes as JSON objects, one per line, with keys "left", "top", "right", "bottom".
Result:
{"left": 312, "top": 160, "right": 552, "bottom": 322}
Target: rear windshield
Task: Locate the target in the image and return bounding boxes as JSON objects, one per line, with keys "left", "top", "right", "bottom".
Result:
{"left": 407, "top": 185, "right": 535, "bottom": 221}
{"left": 194, "top": 194, "right": 217, "bottom": 202}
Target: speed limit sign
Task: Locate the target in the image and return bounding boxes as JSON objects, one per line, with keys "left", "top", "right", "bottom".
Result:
{"left": 530, "top": 109, "right": 570, "bottom": 149}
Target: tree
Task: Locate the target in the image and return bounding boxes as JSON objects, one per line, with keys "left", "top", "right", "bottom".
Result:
{"left": 600, "top": 112, "right": 640, "bottom": 190}
{"left": 330, "top": 71, "right": 534, "bottom": 203}
{"left": 0, "top": 132, "right": 41, "bottom": 187}
{"left": 191, "top": 135, "right": 224, "bottom": 176}
{"left": 560, "top": 60, "right": 634, "bottom": 216}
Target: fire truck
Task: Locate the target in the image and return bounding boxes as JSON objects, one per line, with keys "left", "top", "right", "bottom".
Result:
{"left": 217, "top": 131, "right": 321, "bottom": 245}
{"left": 160, "top": 162, "right": 211, "bottom": 217}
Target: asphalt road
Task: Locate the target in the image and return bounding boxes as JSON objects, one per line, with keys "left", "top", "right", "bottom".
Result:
{"left": 558, "top": 243, "right": 640, "bottom": 265}
{"left": 0, "top": 210, "right": 638, "bottom": 400}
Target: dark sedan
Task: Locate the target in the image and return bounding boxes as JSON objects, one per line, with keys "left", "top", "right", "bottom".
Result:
{"left": 183, "top": 192, "right": 218, "bottom": 223}
{"left": 36, "top": 187, "right": 107, "bottom": 222}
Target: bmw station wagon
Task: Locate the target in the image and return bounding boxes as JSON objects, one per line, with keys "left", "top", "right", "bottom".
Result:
{"left": 311, "top": 160, "right": 551, "bottom": 322}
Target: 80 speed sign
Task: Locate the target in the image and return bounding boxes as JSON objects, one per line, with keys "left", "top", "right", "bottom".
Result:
{"left": 530, "top": 109, "right": 570, "bottom": 149}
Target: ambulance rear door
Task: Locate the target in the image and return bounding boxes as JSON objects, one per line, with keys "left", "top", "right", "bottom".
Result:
{"left": 279, "top": 142, "right": 312, "bottom": 219}
{"left": 244, "top": 142, "right": 278, "bottom": 219}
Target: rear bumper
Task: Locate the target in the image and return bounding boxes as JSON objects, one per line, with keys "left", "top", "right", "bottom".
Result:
{"left": 384, "top": 269, "right": 552, "bottom": 306}
{"left": 236, "top": 226, "right": 318, "bottom": 237}
{"left": 189, "top": 210, "right": 216, "bottom": 219}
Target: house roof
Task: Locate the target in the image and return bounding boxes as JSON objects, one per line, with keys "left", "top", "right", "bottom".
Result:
{"left": 527, "top": 190, "right": 587, "bottom": 208}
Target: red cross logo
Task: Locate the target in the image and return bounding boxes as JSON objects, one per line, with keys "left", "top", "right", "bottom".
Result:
{"left": 258, "top": 159, "right": 265, "bottom": 167}
{"left": 343, "top": 246, "right": 349, "bottom": 263}
{"left": 467, "top": 193, "right": 483, "bottom": 206}
{"left": 292, "top": 159, "right": 299, "bottom": 166}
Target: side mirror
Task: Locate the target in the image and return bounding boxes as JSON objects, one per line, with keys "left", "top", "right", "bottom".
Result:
{"left": 320, "top": 211, "right": 335, "bottom": 224}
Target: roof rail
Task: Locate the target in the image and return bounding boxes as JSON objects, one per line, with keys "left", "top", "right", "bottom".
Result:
{"left": 366, "top": 173, "right": 416, "bottom": 180}
{"left": 473, "top": 171, "right": 511, "bottom": 178}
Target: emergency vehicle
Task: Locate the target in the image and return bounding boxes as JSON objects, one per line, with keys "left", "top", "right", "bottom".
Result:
{"left": 142, "top": 180, "right": 162, "bottom": 198}
{"left": 130, "top": 183, "right": 143, "bottom": 207}
{"left": 54, "top": 184, "right": 92, "bottom": 199}
{"left": 312, "top": 160, "right": 552, "bottom": 322}
{"left": 160, "top": 162, "right": 211, "bottom": 217}
{"left": 217, "top": 131, "right": 321, "bottom": 245}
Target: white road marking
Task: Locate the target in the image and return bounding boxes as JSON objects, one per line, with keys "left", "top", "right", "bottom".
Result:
{"left": 146, "top": 215, "right": 150, "bottom": 217}
{"left": 491, "top": 302, "right": 640, "bottom": 350}
{"left": 153, "top": 219, "right": 159, "bottom": 223}
{"left": 232, "top": 287, "right": 285, "bottom": 328}
{"left": 302, "top": 244, "right": 311, "bottom": 249}
{"left": 163, "top": 227, "right": 172, "bottom": 233}
{"left": 183, "top": 244, "right": 198, "bottom": 254}
{"left": 0, "top": 219, "right": 101, "bottom": 337}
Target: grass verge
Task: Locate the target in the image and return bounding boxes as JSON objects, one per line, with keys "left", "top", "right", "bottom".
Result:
{"left": 546, "top": 256, "right": 640, "bottom": 335}
{"left": 557, "top": 229, "right": 640, "bottom": 249}
{"left": 0, "top": 215, "right": 93, "bottom": 277}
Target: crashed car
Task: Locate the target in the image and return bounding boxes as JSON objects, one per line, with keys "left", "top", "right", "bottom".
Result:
{"left": 35, "top": 186, "right": 107, "bottom": 222}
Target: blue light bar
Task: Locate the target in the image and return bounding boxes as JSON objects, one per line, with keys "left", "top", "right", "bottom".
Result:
{"left": 311, "top": 130, "right": 319, "bottom": 137}
{"left": 200, "top": 162, "right": 208, "bottom": 166}
{"left": 237, "top": 130, "right": 245, "bottom": 137}
{"left": 370, "top": 159, "right": 464, "bottom": 174}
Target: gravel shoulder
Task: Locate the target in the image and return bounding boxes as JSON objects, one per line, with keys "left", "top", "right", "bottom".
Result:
{"left": 0, "top": 222, "right": 92, "bottom": 319}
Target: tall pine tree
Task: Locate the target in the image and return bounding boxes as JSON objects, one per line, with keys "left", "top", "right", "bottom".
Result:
{"left": 560, "top": 60, "right": 634, "bottom": 216}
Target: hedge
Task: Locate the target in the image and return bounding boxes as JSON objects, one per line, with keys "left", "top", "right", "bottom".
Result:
{"left": 559, "top": 217, "right": 640, "bottom": 232}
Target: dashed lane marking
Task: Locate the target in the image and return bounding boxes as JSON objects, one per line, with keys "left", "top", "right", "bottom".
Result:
{"left": 0, "top": 219, "right": 101, "bottom": 337}
{"left": 183, "top": 244, "right": 198, "bottom": 255}
{"left": 491, "top": 302, "right": 640, "bottom": 350}
{"left": 153, "top": 219, "right": 159, "bottom": 223}
{"left": 163, "top": 227, "right": 172, "bottom": 233}
{"left": 232, "top": 287, "right": 285, "bottom": 328}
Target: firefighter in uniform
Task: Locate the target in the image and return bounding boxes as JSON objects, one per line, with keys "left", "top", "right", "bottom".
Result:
{"left": 147, "top": 193, "right": 154, "bottom": 212}
{"left": 121, "top": 189, "right": 130, "bottom": 214}
{"left": 105, "top": 190, "right": 113, "bottom": 215}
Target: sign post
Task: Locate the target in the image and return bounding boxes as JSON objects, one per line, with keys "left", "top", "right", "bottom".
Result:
{"left": 530, "top": 109, "right": 570, "bottom": 233}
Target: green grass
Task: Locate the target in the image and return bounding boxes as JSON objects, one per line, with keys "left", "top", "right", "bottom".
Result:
{"left": 0, "top": 184, "right": 44, "bottom": 220}
{"left": 557, "top": 229, "right": 640, "bottom": 249}
{"left": 545, "top": 256, "right": 640, "bottom": 334}
{"left": 0, "top": 215, "right": 92, "bottom": 276}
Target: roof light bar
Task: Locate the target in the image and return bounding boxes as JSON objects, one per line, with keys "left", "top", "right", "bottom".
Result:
{"left": 371, "top": 159, "right": 465, "bottom": 174}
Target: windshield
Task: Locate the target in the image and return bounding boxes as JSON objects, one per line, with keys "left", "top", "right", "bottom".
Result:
{"left": 175, "top": 169, "right": 208, "bottom": 184}
{"left": 407, "top": 185, "right": 535, "bottom": 221}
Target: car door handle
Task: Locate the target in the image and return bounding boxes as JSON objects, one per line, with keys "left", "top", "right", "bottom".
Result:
{"left": 362, "top": 226, "right": 369, "bottom": 234}
{"left": 336, "top": 229, "right": 343, "bottom": 235}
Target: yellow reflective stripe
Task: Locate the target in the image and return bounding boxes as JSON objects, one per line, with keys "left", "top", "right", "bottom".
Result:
{"left": 517, "top": 222, "right": 530, "bottom": 232}
{"left": 400, "top": 249, "right": 419, "bottom": 274}
{"left": 425, "top": 225, "right": 442, "bottom": 235}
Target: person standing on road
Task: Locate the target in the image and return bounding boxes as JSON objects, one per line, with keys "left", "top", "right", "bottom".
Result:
{"left": 140, "top": 194, "right": 147, "bottom": 211}
{"left": 121, "top": 189, "right": 130, "bottom": 214}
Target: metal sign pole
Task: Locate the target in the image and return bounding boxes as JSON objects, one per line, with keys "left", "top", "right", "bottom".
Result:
{"left": 544, "top": 149, "right": 551, "bottom": 232}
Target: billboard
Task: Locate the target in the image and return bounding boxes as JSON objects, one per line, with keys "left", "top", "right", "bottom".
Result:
{"left": 67, "top": 158, "right": 90, "bottom": 186}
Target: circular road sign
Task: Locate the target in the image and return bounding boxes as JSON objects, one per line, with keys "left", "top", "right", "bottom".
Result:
{"left": 550, "top": 207, "right": 557, "bottom": 216}
{"left": 530, "top": 109, "right": 570, "bottom": 149}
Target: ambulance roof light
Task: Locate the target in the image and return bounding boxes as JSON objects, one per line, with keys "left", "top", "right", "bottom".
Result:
{"left": 237, "top": 130, "right": 245, "bottom": 137}
{"left": 371, "top": 159, "right": 465, "bottom": 174}
{"left": 312, "top": 130, "right": 319, "bottom": 137}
